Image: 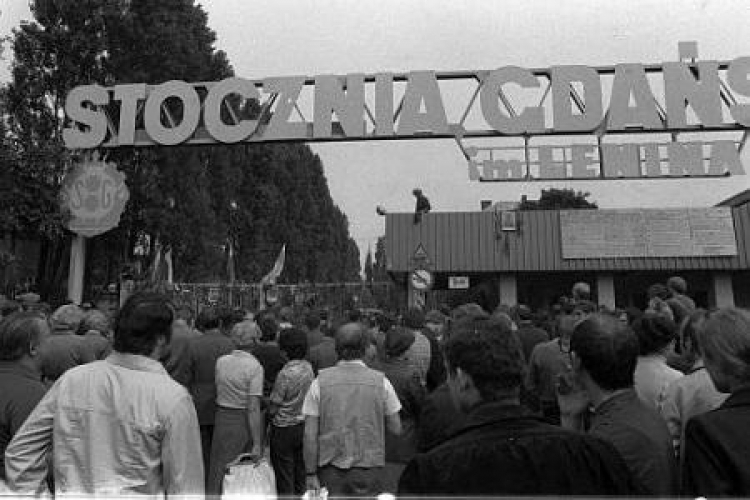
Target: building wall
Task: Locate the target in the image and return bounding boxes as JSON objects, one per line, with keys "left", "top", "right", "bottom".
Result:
{"left": 386, "top": 204, "right": 750, "bottom": 273}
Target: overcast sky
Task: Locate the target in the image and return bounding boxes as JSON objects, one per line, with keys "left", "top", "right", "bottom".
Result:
{"left": 2, "top": 0, "right": 750, "bottom": 261}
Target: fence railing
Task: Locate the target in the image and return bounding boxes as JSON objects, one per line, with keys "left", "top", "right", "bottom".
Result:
{"left": 166, "top": 281, "right": 398, "bottom": 318}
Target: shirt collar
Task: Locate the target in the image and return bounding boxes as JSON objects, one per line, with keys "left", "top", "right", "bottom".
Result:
{"left": 721, "top": 384, "right": 750, "bottom": 408}
{"left": 336, "top": 359, "right": 366, "bottom": 367}
{"left": 231, "top": 349, "right": 256, "bottom": 358}
{"left": 0, "top": 361, "right": 42, "bottom": 381}
{"left": 106, "top": 351, "right": 168, "bottom": 375}
{"left": 687, "top": 359, "right": 706, "bottom": 374}
{"left": 592, "top": 388, "right": 636, "bottom": 414}
{"left": 459, "top": 401, "right": 534, "bottom": 430}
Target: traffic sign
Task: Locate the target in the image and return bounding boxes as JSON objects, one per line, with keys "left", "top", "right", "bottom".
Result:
{"left": 410, "top": 268, "right": 434, "bottom": 291}
{"left": 413, "top": 243, "right": 430, "bottom": 261}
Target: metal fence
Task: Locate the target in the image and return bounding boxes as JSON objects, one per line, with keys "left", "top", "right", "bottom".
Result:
{"left": 166, "top": 281, "right": 398, "bottom": 318}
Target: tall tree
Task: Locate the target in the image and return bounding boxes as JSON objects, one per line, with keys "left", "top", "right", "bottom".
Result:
{"left": 519, "top": 188, "right": 598, "bottom": 210}
{"left": 3, "top": 0, "right": 361, "bottom": 300}
{"left": 373, "top": 235, "right": 389, "bottom": 281}
{"left": 364, "top": 247, "right": 373, "bottom": 283}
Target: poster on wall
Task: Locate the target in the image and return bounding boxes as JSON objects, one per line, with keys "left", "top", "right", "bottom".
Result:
{"left": 560, "top": 207, "right": 738, "bottom": 259}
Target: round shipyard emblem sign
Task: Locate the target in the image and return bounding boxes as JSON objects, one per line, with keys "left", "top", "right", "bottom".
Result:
{"left": 60, "top": 153, "right": 129, "bottom": 237}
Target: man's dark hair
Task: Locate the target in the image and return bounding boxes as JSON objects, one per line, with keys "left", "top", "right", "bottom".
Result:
{"left": 572, "top": 314, "right": 639, "bottom": 391}
{"left": 258, "top": 315, "right": 279, "bottom": 342}
{"left": 376, "top": 313, "right": 395, "bottom": 334}
{"left": 218, "top": 306, "right": 237, "bottom": 331}
{"left": 444, "top": 317, "right": 525, "bottom": 401}
{"left": 402, "top": 308, "right": 425, "bottom": 329}
{"left": 682, "top": 309, "right": 709, "bottom": 356}
{"left": 174, "top": 305, "right": 194, "bottom": 323}
{"left": 196, "top": 307, "right": 221, "bottom": 331}
{"left": 0, "top": 300, "right": 21, "bottom": 318}
{"left": 279, "top": 327, "right": 308, "bottom": 360}
{"left": 347, "top": 309, "right": 362, "bottom": 323}
{"left": 304, "top": 310, "right": 321, "bottom": 331}
{"left": 632, "top": 312, "right": 677, "bottom": 355}
{"left": 335, "top": 322, "right": 369, "bottom": 360}
{"left": 667, "top": 276, "right": 688, "bottom": 295}
{"left": 113, "top": 292, "right": 174, "bottom": 356}
{"left": 0, "top": 312, "right": 49, "bottom": 361}
{"left": 573, "top": 300, "right": 597, "bottom": 316}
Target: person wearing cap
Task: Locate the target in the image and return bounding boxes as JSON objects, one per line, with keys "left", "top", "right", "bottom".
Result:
{"left": 412, "top": 188, "right": 431, "bottom": 224}
{"left": 78, "top": 309, "right": 112, "bottom": 360}
{"left": 37, "top": 304, "right": 97, "bottom": 383}
{"left": 379, "top": 326, "right": 426, "bottom": 494}
{"left": 206, "top": 319, "right": 264, "bottom": 495}
{"left": 303, "top": 322, "right": 402, "bottom": 496}
{"left": 513, "top": 305, "right": 549, "bottom": 363}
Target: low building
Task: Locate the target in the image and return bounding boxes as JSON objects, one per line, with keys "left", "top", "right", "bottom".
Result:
{"left": 385, "top": 196, "right": 750, "bottom": 312}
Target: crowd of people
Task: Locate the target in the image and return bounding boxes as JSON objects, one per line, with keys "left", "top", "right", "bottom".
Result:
{"left": 1, "top": 275, "right": 750, "bottom": 497}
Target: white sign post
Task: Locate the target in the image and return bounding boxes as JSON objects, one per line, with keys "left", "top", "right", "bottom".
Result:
{"left": 60, "top": 153, "right": 129, "bottom": 304}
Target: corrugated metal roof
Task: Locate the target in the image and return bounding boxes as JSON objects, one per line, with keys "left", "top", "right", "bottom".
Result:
{"left": 386, "top": 204, "right": 750, "bottom": 273}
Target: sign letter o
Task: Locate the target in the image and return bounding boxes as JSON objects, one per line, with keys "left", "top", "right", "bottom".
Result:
{"left": 204, "top": 77, "right": 261, "bottom": 143}
{"left": 144, "top": 81, "right": 201, "bottom": 145}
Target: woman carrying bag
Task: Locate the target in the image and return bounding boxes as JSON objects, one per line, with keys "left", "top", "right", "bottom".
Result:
{"left": 207, "top": 321, "right": 265, "bottom": 496}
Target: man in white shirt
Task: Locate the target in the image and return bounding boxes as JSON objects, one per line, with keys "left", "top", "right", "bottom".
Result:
{"left": 5, "top": 292, "right": 203, "bottom": 497}
{"left": 303, "top": 322, "right": 402, "bottom": 496}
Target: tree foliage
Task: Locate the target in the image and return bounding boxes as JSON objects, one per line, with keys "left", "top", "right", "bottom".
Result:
{"left": 1, "top": 0, "right": 360, "bottom": 300}
{"left": 372, "top": 235, "right": 389, "bottom": 281}
{"left": 519, "top": 188, "right": 598, "bottom": 210}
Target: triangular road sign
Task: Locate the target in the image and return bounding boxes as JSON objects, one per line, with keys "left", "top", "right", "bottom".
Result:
{"left": 413, "top": 243, "right": 430, "bottom": 262}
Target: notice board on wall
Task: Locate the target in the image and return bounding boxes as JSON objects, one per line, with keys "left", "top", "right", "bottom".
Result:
{"left": 560, "top": 207, "right": 737, "bottom": 259}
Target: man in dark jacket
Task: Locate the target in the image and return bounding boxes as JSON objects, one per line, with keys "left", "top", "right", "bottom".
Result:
{"left": 398, "top": 316, "right": 641, "bottom": 496}
{"left": 560, "top": 314, "right": 678, "bottom": 496}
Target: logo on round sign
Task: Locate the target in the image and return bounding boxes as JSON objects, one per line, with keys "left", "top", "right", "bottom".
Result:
{"left": 410, "top": 269, "right": 434, "bottom": 291}
{"left": 60, "top": 153, "right": 129, "bottom": 237}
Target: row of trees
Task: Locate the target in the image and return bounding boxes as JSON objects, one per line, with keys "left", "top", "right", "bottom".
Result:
{"left": 0, "top": 0, "right": 361, "bottom": 301}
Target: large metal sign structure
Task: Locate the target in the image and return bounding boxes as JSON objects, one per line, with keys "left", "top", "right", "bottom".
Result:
{"left": 63, "top": 47, "right": 750, "bottom": 181}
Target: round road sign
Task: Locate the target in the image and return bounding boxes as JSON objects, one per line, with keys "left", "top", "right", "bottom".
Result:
{"left": 410, "top": 269, "right": 434, "bottom": 291}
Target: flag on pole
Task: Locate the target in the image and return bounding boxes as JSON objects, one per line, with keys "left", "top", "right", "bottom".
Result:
{"left": 227, "top": 238, "right": 236, "bottom": 283}
{"left": 151, "top": 239, "right": 163, "bottom": 282}
{"left": 262, "top": 244, "right": 286, "bottom": 284}
{"left": 164, "top": 247, "right": 174, "bottom": 284}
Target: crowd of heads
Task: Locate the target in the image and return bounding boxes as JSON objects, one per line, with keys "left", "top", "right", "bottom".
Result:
{"left": 3, "top": 272, "right": 750, "bottom": 405}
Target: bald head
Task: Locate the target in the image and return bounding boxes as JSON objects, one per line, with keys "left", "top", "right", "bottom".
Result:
{"left": 335, "top": 322, "right": 369, "bottom": 361}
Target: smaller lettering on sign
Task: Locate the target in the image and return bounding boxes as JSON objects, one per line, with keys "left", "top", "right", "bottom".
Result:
{"left": 60, "top": 153, "right": 130, "bottom": 237}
